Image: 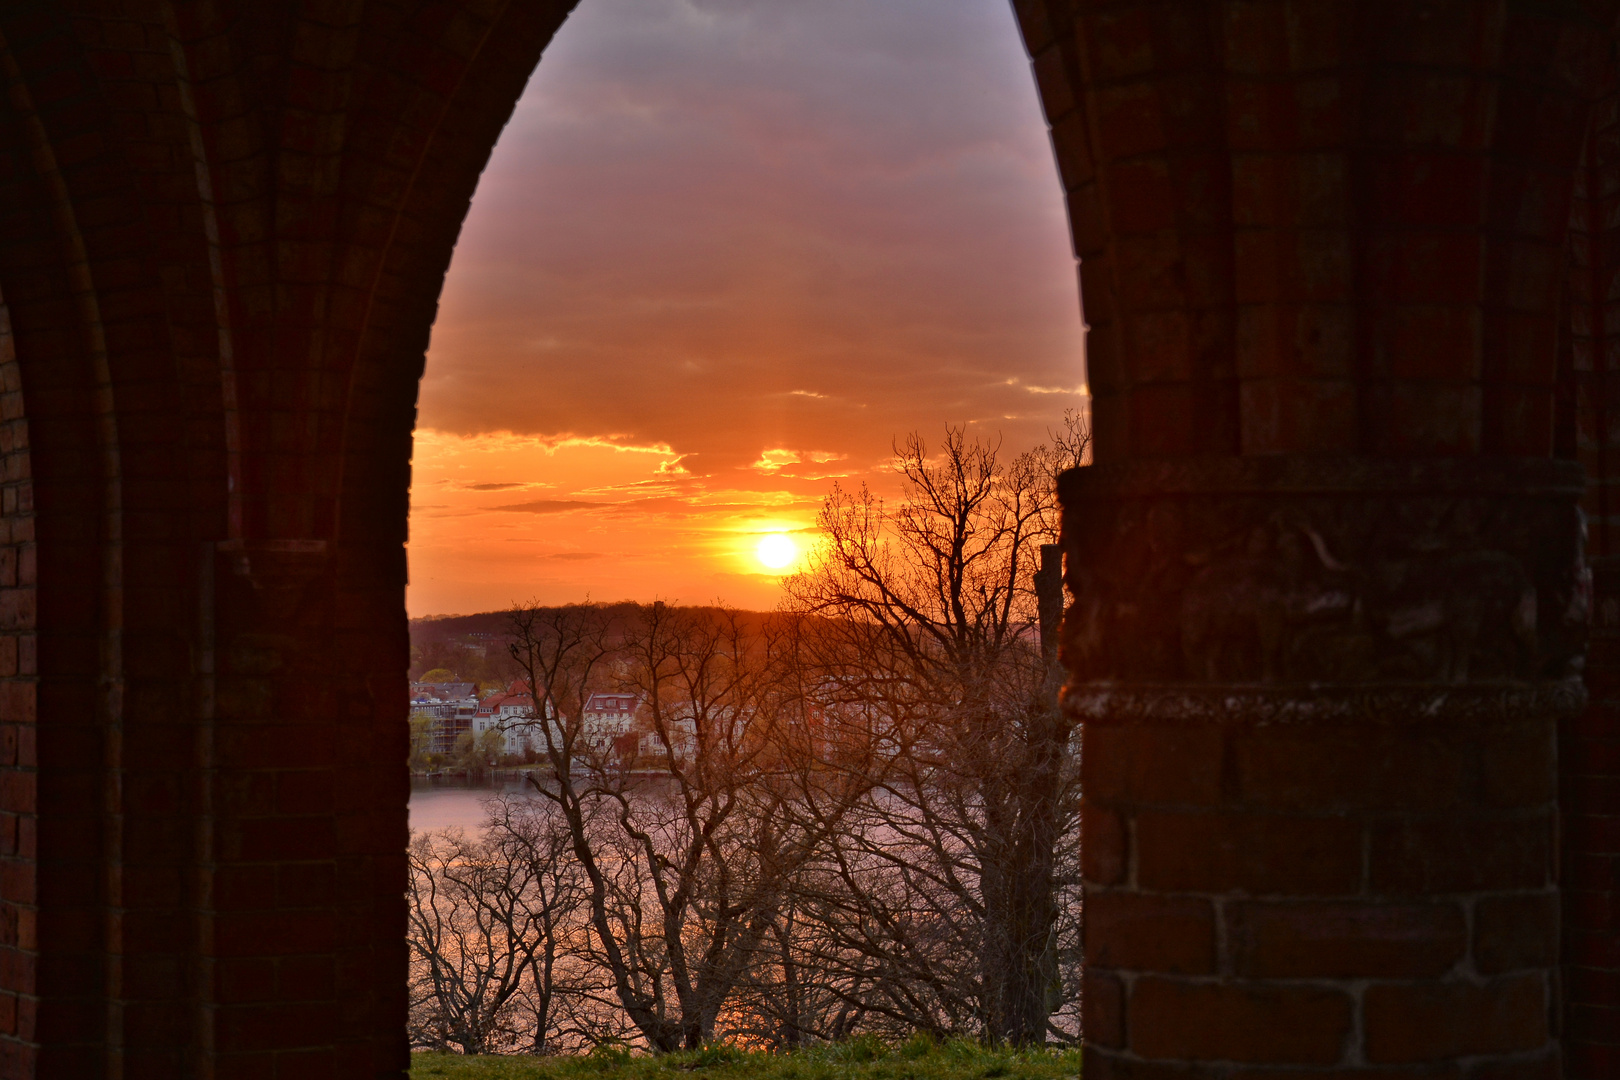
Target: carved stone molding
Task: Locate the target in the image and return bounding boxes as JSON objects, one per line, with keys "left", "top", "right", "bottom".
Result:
{"left": 1059, "top": 456, "right": 1589, "bottom": 691}
{"left": 1064, "top": 678, "right": 1587, "bottom": 727}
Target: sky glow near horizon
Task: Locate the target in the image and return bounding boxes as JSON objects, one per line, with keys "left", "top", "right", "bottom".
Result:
{"left": 407, "top": 0, "right": 1086, "bottom": 617}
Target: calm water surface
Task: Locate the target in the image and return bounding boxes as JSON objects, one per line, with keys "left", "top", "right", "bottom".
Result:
{"left": 408, "top": 779, "right": 532, "bottom": 833}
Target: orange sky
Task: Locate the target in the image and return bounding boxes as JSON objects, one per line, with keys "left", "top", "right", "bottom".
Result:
{"left": 407, "top": 0, "right": 1086, "bottom": 617}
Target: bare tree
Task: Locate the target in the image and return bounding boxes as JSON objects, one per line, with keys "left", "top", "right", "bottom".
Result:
{"left": 406, "top": 795, "right": 587, "bottom": 1054}
{"left": 507, "top": 602, "right": 869, "bottom": 1051}
{"left": 783, "top": 417, "right": 1086, "bottom": 1045}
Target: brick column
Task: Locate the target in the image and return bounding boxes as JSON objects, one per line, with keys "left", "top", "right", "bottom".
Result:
{"left": 0, "top": 3, "right": 576, "bottom": 1075}
{"left": 1571, "top": 558, "right": 1620, "bottom": 1077}
{"left": 1061, "top": 456, "right": 1587, "bottom": 1076}
{"left": 1561, "top": 83, "right": 1620, "bottom": 1079}
{"left": 0, "top": 297, "right": 36, "bottom": 1076}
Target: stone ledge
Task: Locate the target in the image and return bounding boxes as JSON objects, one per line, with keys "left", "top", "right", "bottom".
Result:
{"left": 1064, "top": 677, "right": 1587, "bottom": 726}
{"left": 1060, "top": 455, "right": 1586, "bottom": 499}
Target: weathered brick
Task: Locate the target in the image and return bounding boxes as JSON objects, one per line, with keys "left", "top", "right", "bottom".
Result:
{"left": 1085, "top": 892, "right": 1216, "bottom": 973}
{"left": 1460, "top": 1048, "right": 1559, "bottom": 1080}
{"left": 1226, "top": 900, "right": 1466, "bottom": 978}
{"left": 1082, "top": 969, "right": 1123, "bottom": 1049}
{"left": 1082, "top": 798, "right": 1125, "bottom": 885}
{"left": 1129, "top": 977, "right": 1351, "bottom": 1063}
{"left": 1083, "top": 1048, "right": 1210, "bottom": 1080}
{"left": 1473, "top": 892, "right": 1559, "bottom": 974}
{"left": 1083, "top": 723, "right": 1223, "bottom": 806}
{"left": 1136, "top": 810, "right": 1361, "bottom": 895}
{"left": 1478, "top": 723, "right": 1556, "bottom": 808}
{"left": 1233, "top": 726, "right": 1467, "bottom": 811}
{"left": 1369, "top": 815, "right": 1552, "bottom": 894}
{"left": 1363, "top": 974, "right": 1549, "bottom": 1063}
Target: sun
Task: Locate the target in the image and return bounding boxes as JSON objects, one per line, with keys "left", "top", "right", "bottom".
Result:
{"left": 755, "top": 533, "right": 797, "bottom": 570}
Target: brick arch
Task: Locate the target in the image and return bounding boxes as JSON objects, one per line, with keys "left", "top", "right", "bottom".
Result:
{"left": 0, "top": 1, "right": 1618, "bottom": 1077}
{"left": 0, "top": 3, "right": 578, "bottom": 1075}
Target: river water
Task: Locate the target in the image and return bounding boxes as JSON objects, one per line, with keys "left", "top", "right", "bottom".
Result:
{"left": 408, "top": 778, "right": 533, "bottom": 833}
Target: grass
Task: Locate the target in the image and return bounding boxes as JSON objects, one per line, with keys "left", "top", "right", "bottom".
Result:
{"left": 410, "top": 1037, "right": 1081, "bottom": 1080}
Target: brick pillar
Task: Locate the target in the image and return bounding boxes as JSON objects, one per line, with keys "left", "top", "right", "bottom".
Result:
{"left": 1017, "top": 1, "right": 1620, "bottom": 1072}
{"left": 0, "top": 297, "right": 36, "bottom": 1076}
{"left": 0, "top": 3, "right": 575, "bottom": 1075}
{"left": 1061, "top": 456, "right": 1587, "bottom": 1076}
{"left": 1562, "top": 85, "right": 1620, "bottom": 1080}
{"left": 1572, "top": 558, "right": 1620, "bottom": 1076}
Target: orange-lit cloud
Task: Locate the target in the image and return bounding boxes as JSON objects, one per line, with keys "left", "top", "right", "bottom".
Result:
{"left": 409, "top": 0, "right": 1085, "bottom": 616}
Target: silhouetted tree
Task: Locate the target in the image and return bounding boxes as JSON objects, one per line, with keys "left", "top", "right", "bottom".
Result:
{"left": 507, "top": 602, "right": 871, "bottom": 1051}
{"left": 406, "top": 796, "right": 587, "bottom": 1054}
{"left": 783, "top": 416, "right": 1086, "bottom": 1045}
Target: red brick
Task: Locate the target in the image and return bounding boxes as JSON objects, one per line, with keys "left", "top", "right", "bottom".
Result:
{"left": 1565, "top": 1000, "right": 1620, "bottom": 1043}
{"left": 1478, "top": 724, "right": 1557, "bottom": 808}
{"left": 1473, "top": 892, "right": 1558, "bottom": 974}
{"left": 1234, "top": 724, "right": 1552, "bottom": 812}
{"left": 1226, "top": 900, "right": 1465, "bottom": 978}
{"left": 1364, "top": 974, "right": 1549, "bottom": 1063}
{"left": 1565, "top": 1041, "right": 1620, "bottom": 1080}
{"left": 1230, "top": 1071, "right": 1459, "bottom": 1080}
{"left": 1083, "top": 723, "right": 1223, "bottom": 806}
{"left": 1082, "top": 798, "right": 1126, "bottom": 885}
{"left": 1240, "top": 727, "right": 1390, "bottom": 806}
{"left": 1136, "top": 810, "right": 1361, "bottom": 894}
{"left": 1562, "top": 773, "right": 1620, "bottom": 817}
{"left": 1085, "top": 892, "right": 1215, "bottom": 973}
{"left": 1083, "top": 969, "right": 1123, "bottom": 1048}
{"left": 1460, "top": 1048, "right": 1559, "bottom": 1080}
{"left": 1083, "top": 1048, "right": 1207, "bottom": 1080}
{"left": 1129, "top": 977, "right": 1351, "bottom": 1064}
{"left": 1369, "top": 814, "right": 1551, "bottom": 893}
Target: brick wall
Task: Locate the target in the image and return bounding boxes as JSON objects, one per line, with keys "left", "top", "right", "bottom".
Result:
{"left": 1563, "top": 84, "right": 1620, "bottom": 1080}
{"left": 0, "top": 1, "right": 1615, "bottom": 1076}
{"left": 1024, "top": 1, "right": 1620, "bottom": 1075}
{"left": 0, "top": 3, "right": 575, "bottom": 1076}
{"left": 0, "top": 296, "right": 35, "bottom": 1076}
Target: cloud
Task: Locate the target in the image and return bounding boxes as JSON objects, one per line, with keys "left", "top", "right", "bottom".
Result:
{"left": 751, "top": 449, "right": 801, "bottom": 474}
{"left": 408, "top": 0, "right": 1086, "bottom": 617}
{"left": 420, "top": 0, "right": 1084, "bottom": 473}
{"left": 750, "top": 448, "right": 849, "bottom": 475}
{"left": 491, "top": 499, "right": 607, "bottom": 514}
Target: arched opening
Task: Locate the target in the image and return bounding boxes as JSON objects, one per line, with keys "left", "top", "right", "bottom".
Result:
{"left": 408, "top": 0, "right": 1084, "bottom": 616}
{"left": 0, "top": 3, "right": 1615, "bottom": 1076}
{"left": 404, "top": 0, "right": 1088, "bottom": 1055}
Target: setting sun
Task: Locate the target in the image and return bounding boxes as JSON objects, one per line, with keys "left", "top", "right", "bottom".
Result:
{"left": 756, "top": 533, "right": 798, "bottom": 570}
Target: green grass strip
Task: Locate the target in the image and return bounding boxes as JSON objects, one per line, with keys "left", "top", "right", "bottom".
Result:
{"left": 411, "top": 1038, "right": 1081, "bottom": 1080}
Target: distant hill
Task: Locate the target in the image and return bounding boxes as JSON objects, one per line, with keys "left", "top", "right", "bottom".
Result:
{"left": 408, "top": 603, "right": 780, "bottom": 684}
{"left": 410, "top": 602, "right": 779, "bottom": 644}
{"left": 410, "top": 609, "right": 531, "bottom": 644}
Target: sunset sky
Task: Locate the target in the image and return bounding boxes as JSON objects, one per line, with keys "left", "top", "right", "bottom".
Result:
{"left": 407, "top": 0, "right": 1086, "bottom": 616}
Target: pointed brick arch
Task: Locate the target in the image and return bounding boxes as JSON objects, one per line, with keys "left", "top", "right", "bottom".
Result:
{"left": 0, "top": 3, "right": 578, "bottom": 1074}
